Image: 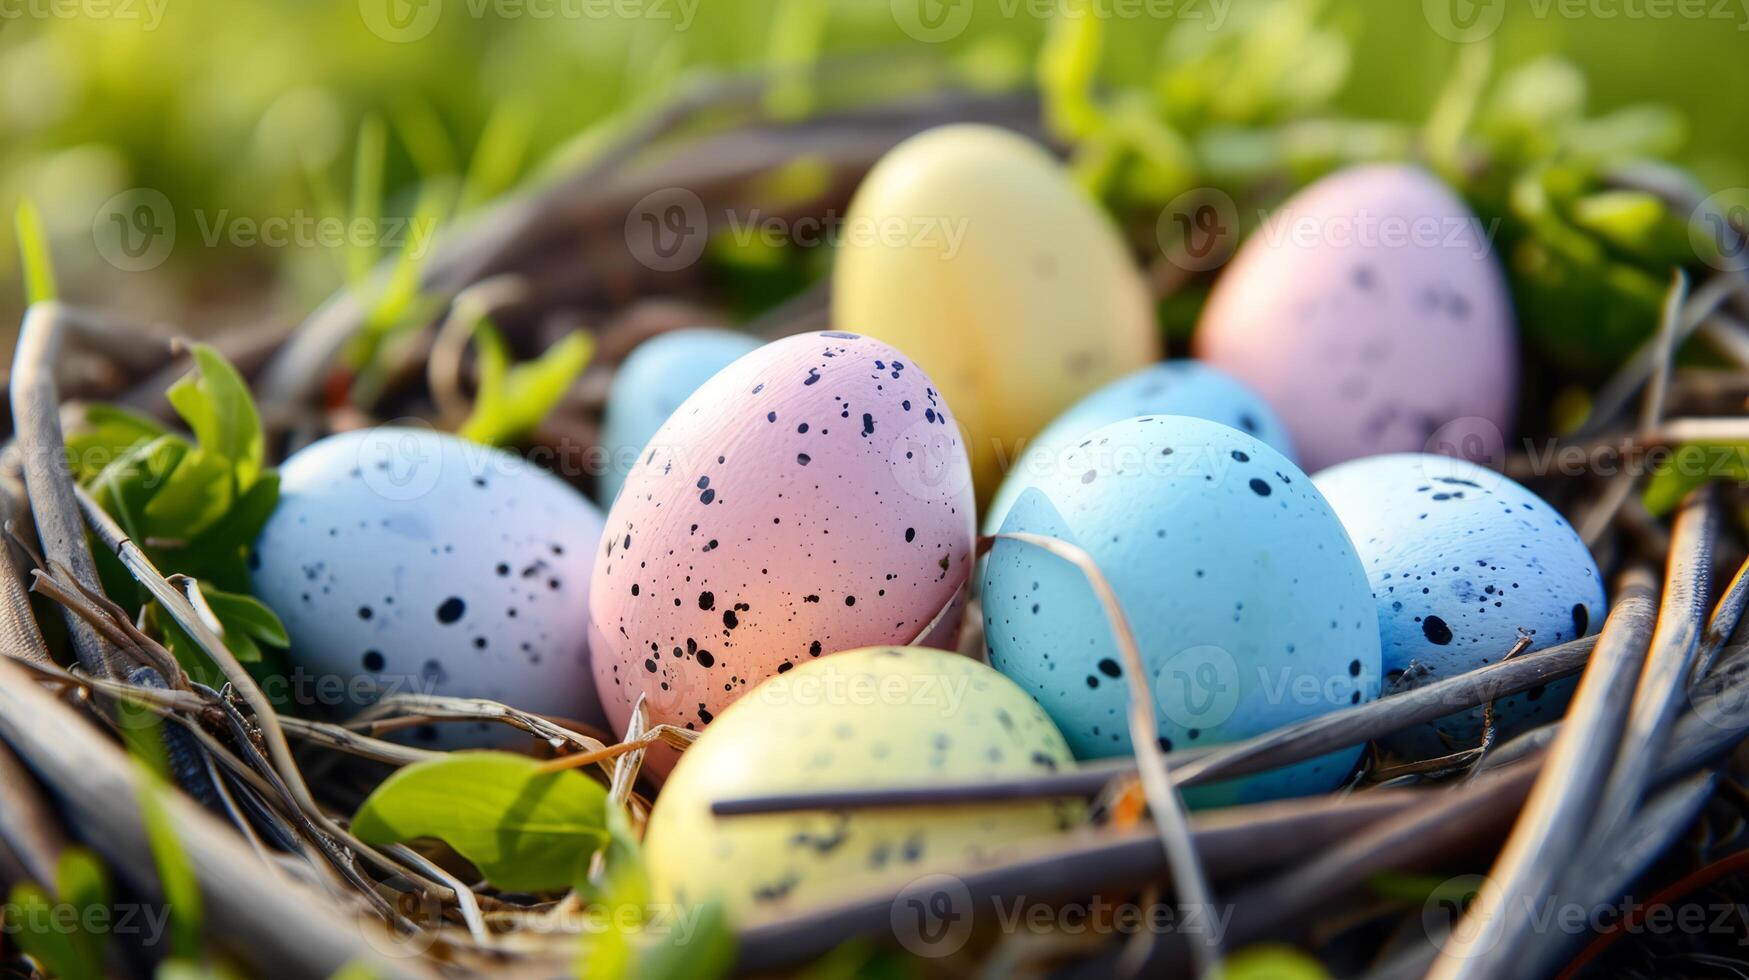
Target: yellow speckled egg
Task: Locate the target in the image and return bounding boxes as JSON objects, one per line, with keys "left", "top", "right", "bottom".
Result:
{"left": 643, "top": 646, "right": 1079, "bottom": 921}
{"left": 831, "top": 124, "right": 1162, "bottom": 500}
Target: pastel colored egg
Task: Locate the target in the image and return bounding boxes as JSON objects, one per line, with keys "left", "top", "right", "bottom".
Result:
{"left": 252, "top": 427, "right": 607, "bottom": 741}
{"left": 985, "top": 360, "right": 1295, "bottom": 534}
{"left": 643, "top": 646, "right": 1078, "bottom": 921}
{"left": 832, "top": 123, "right": 1161, "bottom": 502}
{"left": 1194, "top": 164, "right": 1517, "bottom": 472}
{"left": 1312, "top": 453, "right": 1605, "bottom": 757}
{"left": 982, "top": 415, "right": 1380, "bottom": 805}
{"left": 588, "top": 332, "right": 976, "bottom": 765}
{"left": 597, "top": 328, "right": 762, "bottom": 507}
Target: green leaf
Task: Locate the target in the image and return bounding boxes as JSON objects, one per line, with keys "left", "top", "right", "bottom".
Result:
{"left": 625, "top": 902, "right": 735, "bottom": 980}
{"left": 1037, "top": 0, "right": 1105, "bottom": 141}
{"left": 461, "top": 100, "right": 535, "bottom": 213}
{"left": 352, "top": 753, "right": 610, "bottom": 892}
{"left": 8, "top": 849, "right": 112, "bottom": 980}
{"left": 201, "top": 584, "right": 290, "bottom": 650}
{"left": 67, "top": 405, "right": 169, "bottom": 482}
{"left": 9, "top": 882, "right": 90, "bottom": 980}
{"left": 1643, "top": 443, "right": 1749, "bottom": 516}
{"left": 458, "top": 323, "right": 594, "bottom": 447}
{"left": 165, "top": 344, "right": 265, "bottom": 489}
{"left": 1223, "top": 945, "right": 1330, "bottom": 980}
{"left": 349, "top": 115, "right": 388, "bottom": 285}
{"left": 134, "top": 760, "right": 203, "bottom": 959}
{"left": 14, "top": 197, "right": 58, "bottom": 304}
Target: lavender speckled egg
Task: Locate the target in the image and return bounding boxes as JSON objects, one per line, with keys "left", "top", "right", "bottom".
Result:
{"left": 1194, "top": 164, "right": 1517, "bottom": 472}
{"left": 598, "top": 328, "right": 762, "bottom": 507}
{"left": 1312, "top": 453, "right": 1605, "bottom": 757}
{"left": 644, "top": 646, "right": 1078, "bottom": 921}
{"left": 983, "top": 415, "right": 1380, "bottom": 806}
{"left": 252, "top": 427, "right": 607, "bottom": 742}
{"left": 984, "top": 360, "right": 1295, "bottom": 534}
{"left": 589, "top": 331, "right": 976, "bottom": 766}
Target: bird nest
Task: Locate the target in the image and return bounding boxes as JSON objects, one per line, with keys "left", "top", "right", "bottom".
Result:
{"left": 4, "top": 80, "right": 1749, "bottom": 980}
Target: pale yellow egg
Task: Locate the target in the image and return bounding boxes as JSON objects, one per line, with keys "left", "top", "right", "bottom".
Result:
{"left": 643, "top": 646, "right": 1079, "bottom": 921}
{"left": 831, "top": 124, "right": 1161, "bottom": 500}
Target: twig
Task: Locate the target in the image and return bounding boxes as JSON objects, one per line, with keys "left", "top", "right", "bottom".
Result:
{"left": 734, "top": 787, "right": 1429, "bottom": 974}
{"left": 1427, "top": 570, "right": 1660, "bottom": 977}
{"left": 0, "top": 655, "right": 429, "bottom": 976}
{"left": 1584, "top": 486, "right": 1718, "bottom": 852}
{"left": 711, "top": 634, "right": 1600, "bottom": 815}
{"left": 991, "top": 531, "right": 1221, "bottom": 977}
{"left": 1639, "top": 269, "right": 1692, "bottom": 435}
{"left": 280, "top": 716, "right": 447, "bottom": 767}
{"left": 8, "top": 302, "right": 124, "bottom": 677}
{"left": 389, "top": 844, "right": 490, "bottom": 947}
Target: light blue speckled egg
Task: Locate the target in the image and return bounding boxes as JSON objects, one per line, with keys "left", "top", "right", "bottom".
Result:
{"left": 598, "top": 329, "right": 762, "bottom": 506}
{"left": 982, "top": 415, "right": 1380, "bottom": 806}
{"left": 985, "top": 361, "right": 1295, "bottom": 533}
{"left": 252, "top": 427, "right": 606, "bottom": 743}
{"left": 1312, "top": 453, "right": 1605, "bottom": 758}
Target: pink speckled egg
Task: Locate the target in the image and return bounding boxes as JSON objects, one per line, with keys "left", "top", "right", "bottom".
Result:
{"left": 588, "top": 331, "right": 976, "bottom": 767}
{"left": 1194, "top": 164, "right": 1517, "bottom": 471}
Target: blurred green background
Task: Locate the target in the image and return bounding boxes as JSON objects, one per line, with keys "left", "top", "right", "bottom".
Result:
{"left": 1, "top": 0, "right": 1744, "bottom": 332}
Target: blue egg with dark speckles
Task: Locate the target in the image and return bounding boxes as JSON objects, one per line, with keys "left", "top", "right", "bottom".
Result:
{"left": 982, "top": 415, "right": 1380, "bottom": 806}
{"left": 985, "top": 361, "right": 1294, "bottom": 533}
{"left": 1313, "top": 453, "right": 1605, "bottom": 757}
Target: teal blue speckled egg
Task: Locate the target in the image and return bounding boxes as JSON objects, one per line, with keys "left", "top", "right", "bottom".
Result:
{"left": 985, "top": 361, "right": 1294, "bottom": 534}
{"left": 597, "top": 328, "right": 762, "bottom": 506}
{"left": 982, "top": 415, "right": 1379, "bottom": 806}
{"left": 1312, "top": 453, "right": 1605, "bottom": 758}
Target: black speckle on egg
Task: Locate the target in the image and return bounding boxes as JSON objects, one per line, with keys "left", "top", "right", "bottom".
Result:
{"left": 362, "top": 650, "right": 385, "bottom": 671}
{"left": 436, "top": 597, "right": 466, "bottom": 624}
{"left": 1248, "top": 478, "right": 1272, "bottom": 497}
{"left": 699, "top": 488, "right": 716, "bottom": 505}
{"left": 1422, "top": 615, "right": 1453, "bottom": 645}
{"left": 1097, "top": 658, "right": 1121, "bottom": 678}
{"left": 699, "top": 591, "right": 715, "bottom": 610}
{"left": 796, "top": 453, "right": 811, "bottom": 466}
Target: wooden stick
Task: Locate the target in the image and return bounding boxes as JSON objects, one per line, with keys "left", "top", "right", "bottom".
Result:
{"left": 710, "top": 634, "right": 1599, "bottom": 816}
{"left": 1427, "top": 571, "right": 1660, "bottom": 977}
{"left": 7, "top": 302, "right": 123, "bottom": 677}
{"left": 0, "top": 655, "right": 428, "bottom": 978}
